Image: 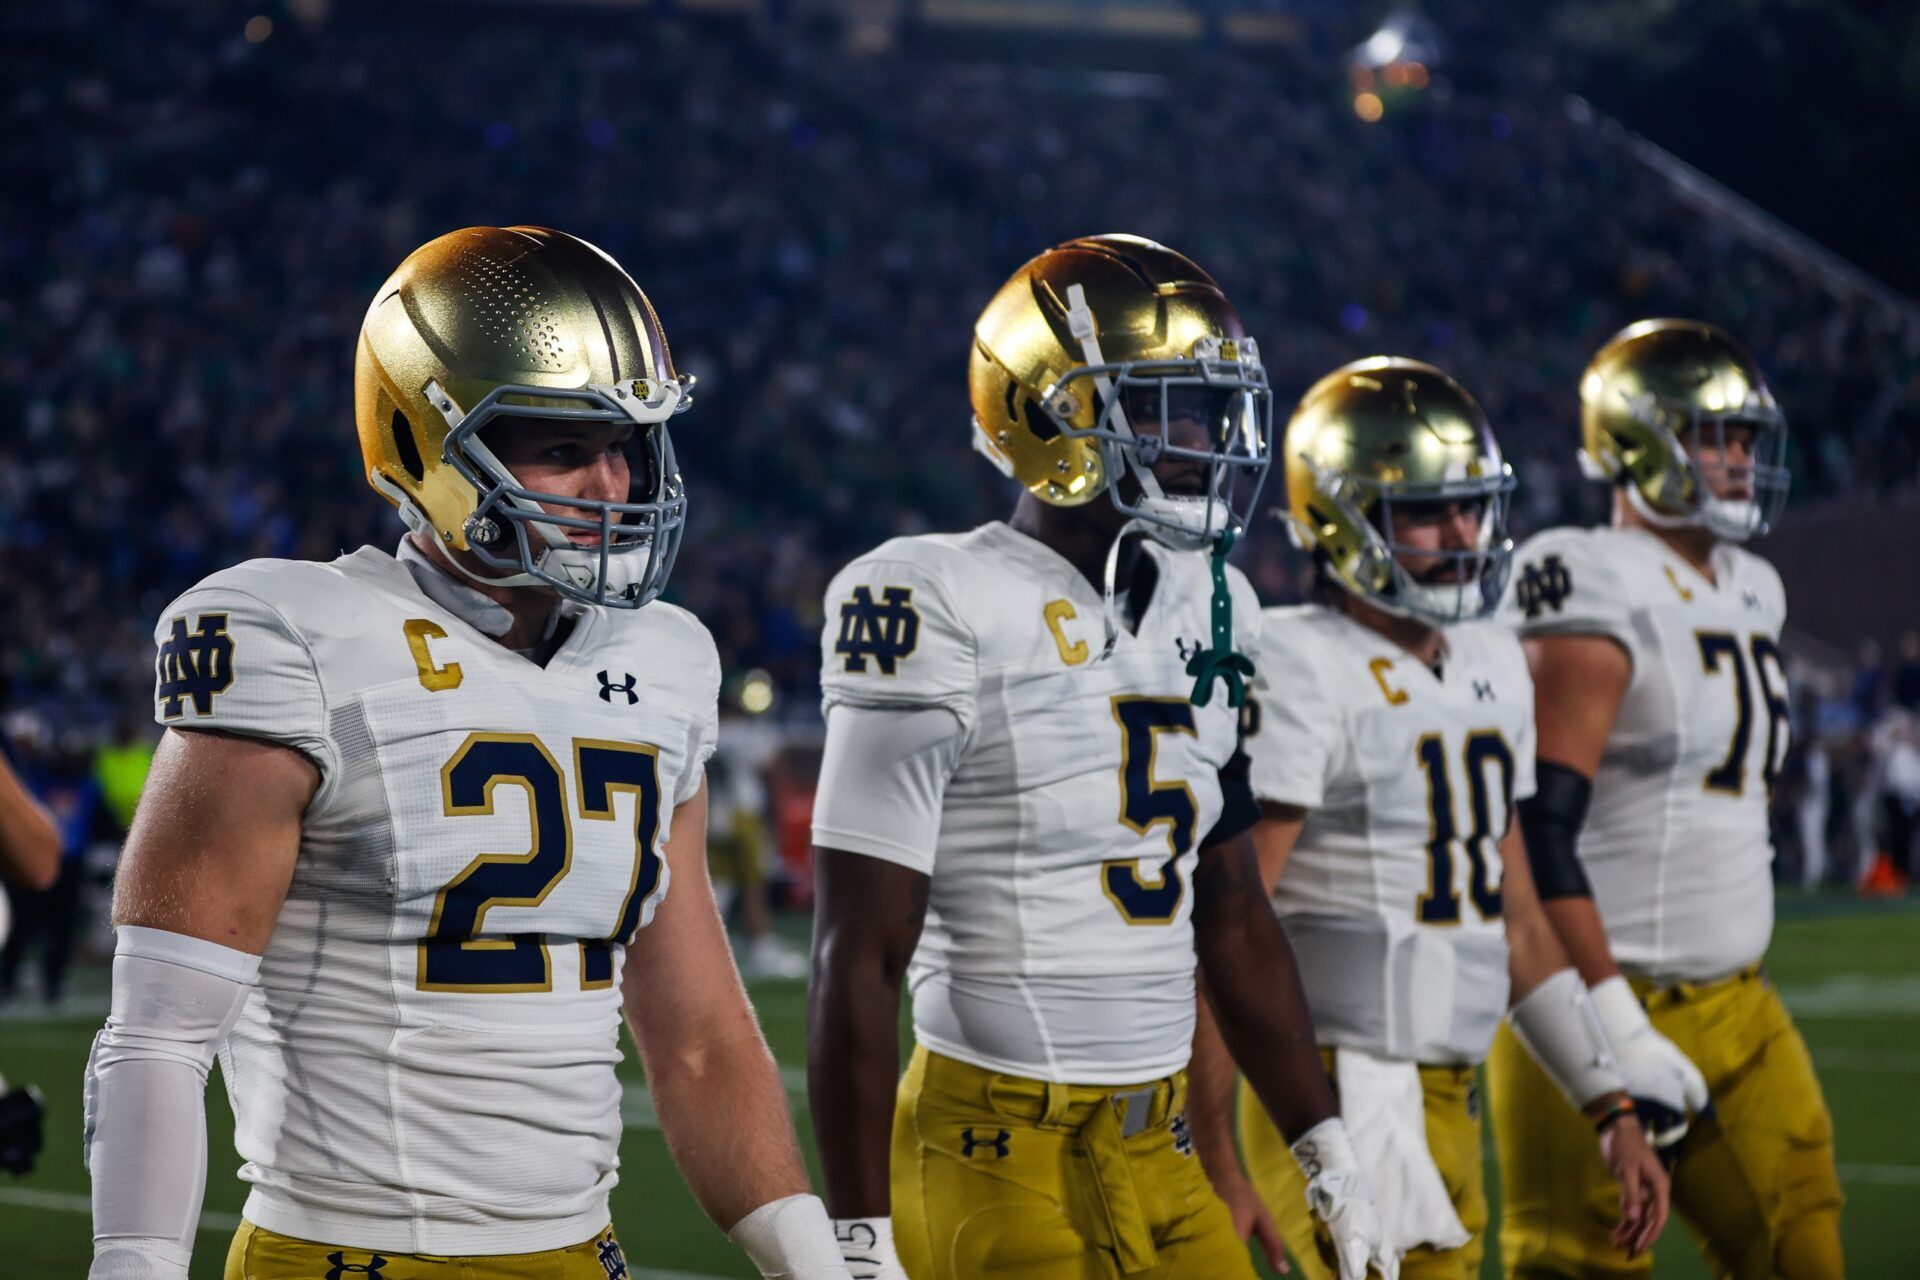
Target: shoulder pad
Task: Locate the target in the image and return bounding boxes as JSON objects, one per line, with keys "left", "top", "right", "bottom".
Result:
{"left": 152, "top": 565, "right": 340, "bottom": 785}
{"left": 820, "top": 539, "right": 980, "bottom": 722}
{"left": 1499, "top": 528, "right": 1632, "bottom": 641}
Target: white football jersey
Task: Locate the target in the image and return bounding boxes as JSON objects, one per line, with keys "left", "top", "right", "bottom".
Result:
{"left": 1499, "top": 525, "right": 1789, "bottom": 983}
{"left": 1245, "top": 606, "right": 1535, "bottom": 1065}
{"left": 817, "top": 522, "right": 1256, "bottom": 1085}
{"left": 150, "top": 545, "right": 719, "bottom": 1255}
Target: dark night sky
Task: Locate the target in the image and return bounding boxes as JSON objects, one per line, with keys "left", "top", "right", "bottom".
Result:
{"left": 1518, "top": 1, "right": 1920, "bottom": 299}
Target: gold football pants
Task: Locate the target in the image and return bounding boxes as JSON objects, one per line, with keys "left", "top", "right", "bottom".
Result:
{"left": 1489, "top": 966, "right": 1843, "bottom": 1279}
{"left": 891, "top": 1045, "right": 1258, "bottom": 1280}
{"left": 1237, "top": 1061, "right": 1487, "bottom": 1280}
{"left": 224, "top": 1219, "right": 630, "bottom": 1279}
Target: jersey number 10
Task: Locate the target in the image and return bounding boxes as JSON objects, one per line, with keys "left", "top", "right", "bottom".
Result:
{"left": 1416, "top": 732, "right": 1514, "bottom": 924}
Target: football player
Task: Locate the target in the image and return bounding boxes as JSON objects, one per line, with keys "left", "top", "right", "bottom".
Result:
{"left": 84, "top": 227, "right": 850, "bottom": 1280}
{"left": 1490, "top": 320, "right": 1844, "bottom": 1278}
{"left": 806, "top": 235, "right": 1394, "bottom": 1280}
{"left": 1186, "top": 359, "right": 1670, "bottom": 1280}
{"left": 0, "top": 738, "right": 59, "bottom": 1174}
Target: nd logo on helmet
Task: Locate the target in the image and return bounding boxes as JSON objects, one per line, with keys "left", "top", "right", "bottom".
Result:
{"left": 834, "top": 586, "right": 920, "bottom": 675}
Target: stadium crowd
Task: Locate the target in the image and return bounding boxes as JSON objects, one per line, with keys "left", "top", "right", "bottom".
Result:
{"left": 2, "top": 0, "right": 1918, "bottom": 941}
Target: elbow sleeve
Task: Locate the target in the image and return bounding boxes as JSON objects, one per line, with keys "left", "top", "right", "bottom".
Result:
{"left": 1517, "top": 761, "right": 1594, "bottom": 901}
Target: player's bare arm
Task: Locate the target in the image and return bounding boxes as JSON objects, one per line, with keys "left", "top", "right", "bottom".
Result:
{"left": 1192, "top": 826, "right": 1396, "bottom": 1280}
{"left": 0, "top": 744, "right": 61, "bottom": 893}
{"left": 1520, "top": 631, "right": 1632, "bottom": 986}
{"left": 622, "top": 782, "right": 825, "bottom": 1244}
{"left": 1499, "top": 822, "right": 1668, "bottom": 1257}
{"left": 1186, "top": 801, "right": 1305, "bottom": 1271}
{"left": 805, "top": 848, "right": 929, "bottom": 1222}
{"left": 1518, "top": 629, "right": 1710, "bottom": 1143}
{"left": 1192, "top": 829, "right": 1332, "bottom": 1139}
{"left": 109, "top": 729, "right": 314, "bottom": 947}
{"left": 86, "top": 727, "right": 313, "bottom": 1278}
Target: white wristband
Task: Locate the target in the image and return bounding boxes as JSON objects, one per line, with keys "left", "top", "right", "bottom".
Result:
{"left": 1509, "top": 968, "right": 1628, "bottom": 1108}
{"left": 729, "top": 1194, "right": 849, "bottom": 1279}
{"left": 1288, "top": 1115, "right": 1358, "bottom": 1180}
{"left": 831, "top": 1217, "right": 907, "bottom": 1279}
{"left": 1588, "top": 974, "right": 1653, "bottom": 1043}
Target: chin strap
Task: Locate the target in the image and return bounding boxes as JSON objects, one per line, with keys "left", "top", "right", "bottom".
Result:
{"left": 1187, "top": 527, "right": 1254, "bottom": 709}
{"left": 1099, "top": 518, "right": 1152, "bottom": 661}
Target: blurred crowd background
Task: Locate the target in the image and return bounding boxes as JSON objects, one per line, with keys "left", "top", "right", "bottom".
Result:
{"left": 3, "top": 0, "right": 1918, "bottom": 989}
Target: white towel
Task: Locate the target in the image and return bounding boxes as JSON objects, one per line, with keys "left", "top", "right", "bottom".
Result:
{"left": 1333, "top": 1046, "right": 1471, "bottom": 1253}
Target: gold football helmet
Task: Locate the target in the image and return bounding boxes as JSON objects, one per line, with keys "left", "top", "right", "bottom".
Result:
{"left": 1284, "top": 357, "right": 1515, "bottom": 624}
{"left": 1578, "top": 318, "right": 1788, "bottom": 541}
{"left": 968, "top": 234, "right": 1271, "bottom": 549}
{"left": 356, "top": 225, "right": 694, "bottom": 607}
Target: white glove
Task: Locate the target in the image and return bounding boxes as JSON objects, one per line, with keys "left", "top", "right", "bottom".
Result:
{"left": 1291, "top": 1118, "right": 1399, "bottom": 1280}
{"left": 832, "top": 1218, "right": 911, "bottom": 1280}
{"left": 1590, "top": 976, "right": 1709, "bottom": 1145}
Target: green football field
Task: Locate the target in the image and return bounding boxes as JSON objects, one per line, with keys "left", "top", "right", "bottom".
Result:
{"left": 4, "top": 894, "right": 1916, "bottom": 1278}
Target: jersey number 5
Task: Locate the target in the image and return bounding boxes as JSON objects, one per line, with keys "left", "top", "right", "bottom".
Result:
{"left": 1103, "top": 697, "right": 1199, "bottom": 925}
{"left": 419, "top": 733, "right": 664, "bottom": 993}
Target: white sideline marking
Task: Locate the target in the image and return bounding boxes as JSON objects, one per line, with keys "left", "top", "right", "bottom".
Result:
{"left": 1836, "top": 1162, "right": 1920, "bottom": 1186}
{"left": 0, "top": 996, "right": 108, "bottom": 1024}
{"left": 0, "top": 1188, "right": 725, "bottom": 1278}
{"left": 1779, "top": 974, "right": 1920, "bottom": 1017}
{"left": 0, "top": 1186, "right": 242, "bottom": 1233}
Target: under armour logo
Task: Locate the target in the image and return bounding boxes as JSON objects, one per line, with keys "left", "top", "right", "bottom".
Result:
{"left": 598, "top": 670, "right": 638, "bottom": 704}
{"left": 1176, "top": 636, "right": 1204, "bottom": 663}
{"left": 1473, "top": 679, "right": 1495, "bottom": 702}
{"left": 1170, "top": 1112, "right": 1194, "bottom": 1157}
{"left": 960, "top": 1127, "right": 1010, "bottom": 1159}
{"left": 1514, "top": 555, "right": 1572, "bottom": 620}
{"left": 596, "top": 1235, "right": 629, "bottom": 1279}
{"left": 1742, "top": 590, "right": 1764, "bottom": 611}
{"left": 156, "top": 613, "right": 235, "bottom": 719}
{"left": 324, "top": 1253, "right": 389, "bottom": 1280}
{"left": 835, "top": 586, "right": 920, "bottom": 675}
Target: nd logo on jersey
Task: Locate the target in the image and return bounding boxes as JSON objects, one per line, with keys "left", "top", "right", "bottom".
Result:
{"left": 834, "top": 586, "right": 920, "bottom": 674}
{"left": 1514, "top": 555, "right": 1573, "bottom": 620}
{"left": 156, "top": 613, "right": 235, "bottom": 718}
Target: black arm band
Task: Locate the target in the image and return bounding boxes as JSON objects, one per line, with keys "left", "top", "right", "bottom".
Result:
{"left": 1200, "top": 746, "right": 1260, "bottom": 850}
{"left": 1517, "top": 760, "right": 1595, "bottom": 901}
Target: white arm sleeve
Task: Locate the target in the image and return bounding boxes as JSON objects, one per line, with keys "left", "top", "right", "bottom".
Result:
{"left": 85, "top": 926, "right": 260, "bottom": 1280}
{"left": 810, "top": 704, "right": 965, "bottom": 875}
{"left": 1506, "top": 967, "right": 1629, "bottom": 1110}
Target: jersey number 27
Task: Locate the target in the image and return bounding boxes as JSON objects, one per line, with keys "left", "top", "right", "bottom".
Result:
{"left": 418, "top": 732, "right": 664, "bottom": 994}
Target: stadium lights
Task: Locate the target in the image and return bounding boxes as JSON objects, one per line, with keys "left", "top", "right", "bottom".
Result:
{"left": 1345, "top": 8, "right": 1443, "bottom": 122}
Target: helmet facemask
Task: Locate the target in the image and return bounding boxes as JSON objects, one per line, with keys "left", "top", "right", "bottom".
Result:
{"left": 1041, "top": 284, "right": 1272, "bottom": 551}
{"left": 1587, "top": 391, "right": 1790, "bottom": 543}
{"left": 423, "top": 376, "right": 693, "bottom": 608}
{"left": 1301, "top": 459, "right": 1517, "bottom": 626}
{"left": 1605, "top": 397, "right": 1781, "bottom": 545}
